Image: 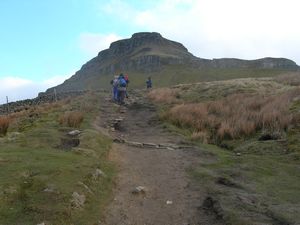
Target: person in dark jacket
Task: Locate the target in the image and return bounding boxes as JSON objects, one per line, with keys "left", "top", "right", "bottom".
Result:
{"left": 146, "top": 77, "right": 152, "bottom": 89}
{"left": 124, "top": 74, "right": 129, "bottom": 98}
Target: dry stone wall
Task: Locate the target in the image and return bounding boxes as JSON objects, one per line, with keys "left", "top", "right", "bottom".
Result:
{"left": 0, "top": 91, "right": 86, "bottom": 115}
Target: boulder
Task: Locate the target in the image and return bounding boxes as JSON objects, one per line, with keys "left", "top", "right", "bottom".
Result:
{"left": 71, "top": 192, "right": 86, "bottom": 209}
{"left": 92, "top": 168, "right": 106, "bottom": 180}
{"left": 68, "top": 130, "right": 81, "bottom": 136}
{"left": 132, "top": 186, "right": 146, "bottom": 195}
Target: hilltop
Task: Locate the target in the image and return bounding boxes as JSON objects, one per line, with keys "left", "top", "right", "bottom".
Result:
{"left": 46, "top": 32, "right": 299, "bottom": 94}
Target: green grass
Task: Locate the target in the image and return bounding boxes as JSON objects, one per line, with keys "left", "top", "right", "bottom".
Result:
{"left": 53, "top": 64, "right": 292, "bottom": 93}
{"left": 0, "top": 92, "right": 115, "bottom": 225}
{"left": 151, "top": 77, "right": 300, "bottom": 224}
{"left": 186, "top": 141, "right": 300, "bottom": 224}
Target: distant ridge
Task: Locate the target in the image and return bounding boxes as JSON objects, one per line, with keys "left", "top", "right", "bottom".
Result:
{"left": 46, "top": 32, "right": 299, "bottom": 93}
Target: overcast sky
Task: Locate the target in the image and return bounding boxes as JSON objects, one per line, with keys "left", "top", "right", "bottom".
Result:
{"left": 0, "top": 0, "right": 299, "bottom": 103}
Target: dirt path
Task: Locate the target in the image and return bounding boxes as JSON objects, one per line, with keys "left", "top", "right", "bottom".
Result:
{"left": 98, "top": 91, "right": 220, "bottom": 225}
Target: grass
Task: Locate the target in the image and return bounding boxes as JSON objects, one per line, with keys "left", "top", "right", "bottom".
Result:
{"left": 0, "top": 116, "right": 10, "bottom": 136}
{"left": 147, "top": 87, "right": 180, "bottom": 104}
{"left": 149, "top": 77, "right": 293, "bottom": 103}
{"left": 59, "top": 111, "right": 84, "bottom": 128}
{"left": 53, "top": 64, "right": 292, "bottom": 93}
{"left": 162, "top": 89, "right": 299, "bottom": 143}
{"left": 187, "top": 140, "right": 300, "bottom": 224}
{"left": 0, "top": 92, "right": 115, "bottom": 225}
{"left": 274, "top": 72, "right": 300, "bottom": 86}
{"left": 149, "top": 77, "right": 300, "bottom": 224}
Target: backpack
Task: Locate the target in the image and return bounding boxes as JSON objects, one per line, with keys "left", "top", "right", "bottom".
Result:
{"left": 119, "top": 78, "right": 127, "bottom": 87}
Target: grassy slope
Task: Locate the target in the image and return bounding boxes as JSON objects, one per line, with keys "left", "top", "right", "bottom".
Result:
{"left": 0, "top": 92, "right": 114, "bottom": 225}
{"left": 150, "top": 77, "right": 300, "bottom": 224}
{"left": 58, "top": 65, "right": 290, "bottom": 92}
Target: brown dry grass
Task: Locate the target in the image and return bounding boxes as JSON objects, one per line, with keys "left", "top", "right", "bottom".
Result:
{"left": 191, "top": 131, "right": 209, "bottom": 143}
{"left": 165, "top": 89, "right": 300, "bottom": 141}
{"left": 0, "top": 116, "right": 10, "bottom": 136}
{"left": 59, "top": 111, "right": 84, "bottom": 128}
{"left": 275, "top": 72, "right": 300, "bottom": 86}
{"left": 147, "top": 88, "right": 180, "bottom": 104}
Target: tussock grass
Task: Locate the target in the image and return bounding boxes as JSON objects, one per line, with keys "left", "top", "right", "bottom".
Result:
{"left": 59, "top": 111, "right": 84, "bottom": 128}
{"left": 275, "top": 72, "right": 300, "bottom": 86}
{"left": 165, "top": 89, "right": 300, "bottom": 142}
{"left": 148, "top": 77, "right": 293, "bottom": 105}
{"left": 147, "top": 88, "right": 180, "bottom": 104}
{"left": 0, "top": 116, "right": 10, "bottom": 136}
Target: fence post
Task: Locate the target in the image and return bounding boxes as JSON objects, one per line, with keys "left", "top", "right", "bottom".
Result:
{"left": 54, "top": 88, "right": 57, "bottom": 102}
{"left": 6, "top": 96, "right": 9, "bottom": 114}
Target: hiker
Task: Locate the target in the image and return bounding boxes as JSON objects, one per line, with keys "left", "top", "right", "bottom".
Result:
{"left": 125, "top": 74, "right": 129, "bottom": 84}
{"left": 146, "top": 77, "right": 152, "bottom": 89}
{"left": 124, "top": 74, "right": 129, "bottom": 98}
{"left": 112, "top": 75, "right": 119, "bottom": 101}
{"left": 117, "top": 73, "right": 127, "bottom": 104}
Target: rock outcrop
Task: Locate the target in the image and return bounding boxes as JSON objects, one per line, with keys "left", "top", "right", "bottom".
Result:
{"left": 209, "top": 57, "right": 298, "bottom": 69}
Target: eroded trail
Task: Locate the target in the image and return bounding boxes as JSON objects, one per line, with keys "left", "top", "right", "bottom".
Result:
{"left": 98, "top": 91, "right": 219, "bottom": 225}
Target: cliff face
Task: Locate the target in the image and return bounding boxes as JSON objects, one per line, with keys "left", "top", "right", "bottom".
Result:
{"left": 46, "top": 32, "right": 299, "bottom": 93}
{"left": 78, "top": 32, "right": 192, "bottom": 75}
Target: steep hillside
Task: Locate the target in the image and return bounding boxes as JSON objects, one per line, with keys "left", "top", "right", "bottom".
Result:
{"left": 46, "top": 32, "right": 299, "bottom": 93}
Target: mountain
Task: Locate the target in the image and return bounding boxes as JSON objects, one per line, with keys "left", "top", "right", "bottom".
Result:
{"left": 46, "top": 32, "right": 299, "bottom": 93}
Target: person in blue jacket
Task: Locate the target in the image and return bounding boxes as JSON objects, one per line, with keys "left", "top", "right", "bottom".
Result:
{"left": 118, "top": 73, "right": 127, "bottom": 104}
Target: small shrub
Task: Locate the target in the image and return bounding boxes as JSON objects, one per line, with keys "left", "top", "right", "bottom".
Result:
{"left": 0, "top": 116, "right": 10, "bottom": 136}
{"left": 59, "top": 111, "right": 84, "bottom": 128}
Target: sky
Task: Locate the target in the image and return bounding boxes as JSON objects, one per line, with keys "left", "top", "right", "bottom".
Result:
{"left": 1, "top": 0, "right": 300, "bottom": 104}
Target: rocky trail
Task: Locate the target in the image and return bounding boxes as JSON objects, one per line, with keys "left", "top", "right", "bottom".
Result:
{"left": 96, "top": 91, "right": 221, "bottom": 225}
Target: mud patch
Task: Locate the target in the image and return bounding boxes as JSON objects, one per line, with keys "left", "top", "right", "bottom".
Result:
{"left": 128, "top": 102, "right": 155, "bottom": 111}
{"left": 202, "top": 196, "right": 224, "bottom": 220}
{"left": 113, "top": 121, "right": 126, "bottom": 132}
{"left": 216, "top": 177, "right": 240, "bottom": 188}
{"left": 59, "top": 137, "right": 80, "bottom": 150}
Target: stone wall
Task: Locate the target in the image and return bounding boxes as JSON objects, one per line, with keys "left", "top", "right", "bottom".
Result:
{"left": 0, "top": 91, "right": 86, "bottom": 115}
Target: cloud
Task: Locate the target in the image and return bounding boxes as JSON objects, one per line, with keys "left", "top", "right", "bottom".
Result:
{"left": 42, "top": 75, "right": 71, "bottom": 87}
{"left": 101, "top": 0, "right": 136, "bottom": 21}
{"left": 0, "top": 74, "right": 71, "bottom": 104}
{"left": 102, "top": 0, "right": 300, "bottom": 64}
{"left": 79, "top": 32, "right": 122, "bottom": 56}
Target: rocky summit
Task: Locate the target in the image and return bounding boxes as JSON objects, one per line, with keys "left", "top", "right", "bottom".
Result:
{"left": 46, "top": 32, "right": 299, "bottom": 93}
